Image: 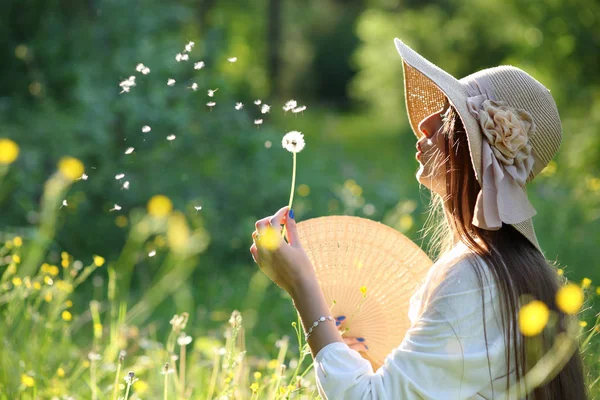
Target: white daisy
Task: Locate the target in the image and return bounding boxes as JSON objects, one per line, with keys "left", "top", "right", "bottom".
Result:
{"left": 194, "top": 61, "right": 205, "bottom": 70}
{"left": 167, "top": 78, "right": 176, "bottom": 86}
{"left": 235, "top": 102, "right": 244, "bottom": 110}
{"left": 282, "top": 131, "right": 305, "bottom": 153}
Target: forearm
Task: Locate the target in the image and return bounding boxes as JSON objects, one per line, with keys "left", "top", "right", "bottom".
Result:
{"left": 290, "top": 278, "right": 344, "bottom": 358}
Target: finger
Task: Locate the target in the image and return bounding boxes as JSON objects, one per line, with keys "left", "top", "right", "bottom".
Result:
{"left": 334, "top": 315, "right": 347, "bottom": 329}
{"left": 255, "top": 216, "right": 272, "bottom": 231}
{"left": 343, "top": 337, "right": 366, "bottom": 346}
{"left": 284, "top": 208, "right": 301, "bottom": 248}
{"left": 267, "top": 206, "right": 290, "bottom": 230}
{"left": 348, "top": 343, "right": 368, "bottom": 352}
{"left": 249, "top": 244, "right": 259, "bottom": 263}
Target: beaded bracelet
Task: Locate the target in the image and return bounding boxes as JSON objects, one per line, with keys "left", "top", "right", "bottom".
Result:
{"left": 304, "top": 316, "right": 335, "bottom": 341}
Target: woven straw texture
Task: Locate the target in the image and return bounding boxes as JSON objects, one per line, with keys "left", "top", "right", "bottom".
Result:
{"left": 394, "top": 38, "right": 562, "bottom": 255}
{"left": 296, "top": 215, "right": 433, "bottom": 371}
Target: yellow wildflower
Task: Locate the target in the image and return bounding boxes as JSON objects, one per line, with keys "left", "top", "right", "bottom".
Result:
{"left": 579, "top": 321, "right": 587, "bottom": 328}
{"left": 20, "top": 373, "right": 35, "bottom": 388}
{"left": 257, "top": 225, "right": 280, "bottom": 251}
{"left": 65, "top": 300, "right": 73, "bottom": 307}
{"left": 62, "top": 311, "right": 72, "bottom": 321}
{"left": 93, "top": 255, "right": 105, "bottom": 267}
{"left": 12, "top": 277, "right": 22, "bottom": 287}
{"left": 556, "top": 284, "right": 584, "bottom": 315}
{"left": 5, "top": 241, "right": 12, "bottom": 249}
{"left": 44, "top": 292, "right": 53, "bottom": 302}
{"left": 596, "top": 287, "right": 600, "bottom": 296}
{"left": 61, "top": 251, "right": 69, "bottom": 259}
{"left": 250, "top": 382, "right": 259, "bottom": 392}
{"left": 582, "top": 278, "right": 592, "bottom": 289}
{"left": 48, "top": 265, "right": 59, "bottom": 276}
{"left": 7, "top": 264, "right": 16, "bottom": 275}
{"left": 58, "top": 157, "right": 84, "bottom": 181}
{"left": 133, "top": 380, "right": 149, "bottom": 394}
{"left": 167, "top": 212, "right": 190, "bottom": 253}
{"left": 94, "top": 323, "right": 103, "bottom": 337}
{"left": 57, "top": 368, "right": 65, "bottom": 378}
{"left": 557, "top": 269, "right": 564, "bottom": 276}
{"left": 41, "top": 263, "right": 50, "bottom": 273}
{"left": 518, "top": 300, "right": 549, "bottom": 336}
{"left": 360, "top": 285, "right": 367, "bottom": 297}
{"left": 23, "top": 277, "right": 31, "bottom": 289}
{"left": 44, "top": 276, "right": 53, "bottom": 285}
{"left": 253, "top": 371, "right": 262, "bottom": 380}
{"left": 267, "top": 359, "right": 279, "bottom": 369}
{"left": 12, "top": 255, "right": 21, "bottom": 264}
{"left": 13, "top": 237, "right": 23, "bottom": 247}
{"left": 61, "top": 259, "right": 69, "bottom": 268}
{"left": 83, "top": 361, "right": 90, "bottom": 368}
{"left": 147, "top": 195, "right": 173, "bottom": 217}
{"left": 33, "top": 282, "right": 41, "bottom": 290}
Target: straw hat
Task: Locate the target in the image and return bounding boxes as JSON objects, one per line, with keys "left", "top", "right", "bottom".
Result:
{"left": 296, "top": 215, "right": 432, "bottom": 371}
{"left": 394, "top": 38, "right": 562, "bottom": 255}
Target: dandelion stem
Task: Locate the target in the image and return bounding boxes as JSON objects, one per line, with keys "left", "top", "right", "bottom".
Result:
{"left": 91, "top": 359, "right": 98, "bottom": 400}
{"left": 124, "top": 382, "right": 132, "bottom": 400}
{"left": 164, "top": 369, "right": 169, "bottom": 400}
{"left": 282, "top": 152, "right": 297, "bottom": 240}
{"left": 179, "top": 345, "right": 186, "bottom": 400}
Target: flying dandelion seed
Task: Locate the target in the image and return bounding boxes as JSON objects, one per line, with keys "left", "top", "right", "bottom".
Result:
{"left": 110, "top": 204, "right": 122, "bottom": 211}
{"left": 194, "top": 61, "right": 205, "bottom": 70}
{"left": 282, "top": 131, "right": 305, "bottom": 153}
{"left": 149, "top": 250, "right": 156, "bottom": 257}
{"left": 61, "top": 199, "right": 68, "bottom": 208}
{"left": 235, "top": 102, "right": 244, "bottom": 110}
{"left": 119, "top": 86, "right": 130, "bottom": 94}
{"left": 135, "top": 63, "right": 145, "bottom": 72}
{"left": 167, "top": 134, "right": 176, "bottom": 141}
{"left": 265, "top": 140, "right": 272, "bottom": 148}
{"left": 185, "top": 41, "right": 195, "bottom": 52}
{"left": 254, "top": 119, "right": 263, "bottom": 127}
{"left": 283, "top": 100, "right": 297, "bottom": 112}
{"left": 122, "top": 181, "right": 130, "bottom": 190}
{"left": 178, "top": 334, "right": 193, "bottom": 346}
{"left": 227, "top": 57, "right": 238, "bottom": 63}
{"left": 119, "top": 76, "right": 136, "bottom": 94}
{"left": 176, "top": 53, "right": 190, "bottom": 62}
{"left": 125, "top": 147, "right": 135, "bottom": 155}
{"left": 208, "top": 88, "right": 219, "bottom": 97}
{"left": 194, "top": 206, "right": 202, "bottom": 213}
{"left": 141, "top": 67, "right": 150, "bottom": 75}
{"left": 115, "top": 173, "right": 125, "bottom": 180}
{"left": 167, "top": 78, "right": 176, "bottom": 86}
{"left": 254, "top": 99, "right": 262, "bottom": 105}
{"left": 142, "top": 125, "right": 151, "bottom": 133}
{"left": 207, "top": 102, "right": 216, "bottom": 111}
{"left": 78, "top": 173, "right": 88, "bottom": 180}
{"left": 292, "top": 105, "right": 307, "bottom": 114}
{"left": 261, "top": 104, "right": 271, "bottom": 114}
{"left": 188, "top": 83, "right": 198, "bottom": 91}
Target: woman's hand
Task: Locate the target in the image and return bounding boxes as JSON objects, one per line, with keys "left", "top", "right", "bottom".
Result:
{"left": 336, "top": 315, "right": 369, "bottom": 353}
{"left": 250, "top": 206, "right": 317, "bottom": 296}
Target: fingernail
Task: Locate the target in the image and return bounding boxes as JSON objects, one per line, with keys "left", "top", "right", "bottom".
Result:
{"left": 357, "top": 337, "right": 365, "bottom": 342}
{"left": 335, "top": 321, "right": 341, "bottom": 326}
{"left": 365, "top": 345, "right": 369, "bottom": 350}
{"left": 289, "top": 209, "right": 295, "bottom": 219}
{"left": 336, "top": 316, "right": 346, "bottom": 321}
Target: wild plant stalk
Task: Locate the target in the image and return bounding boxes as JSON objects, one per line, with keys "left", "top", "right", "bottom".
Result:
{"left": 113, "top": 352, "right": 125, "bottom": 400}
{"left": 91, "top": 357, "right": 98, "bottom": 400}
{"left": 206, "top": 350, "right": 221, "bottom": 400}
{"left": 164, "top": 363, "right": 171, "bottom": 400}
{"left": 180, "top": 344, "right": 186, "bottom": 400}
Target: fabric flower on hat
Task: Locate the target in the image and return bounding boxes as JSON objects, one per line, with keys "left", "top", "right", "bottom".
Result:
{"left": 478, "top": 100, "right": 535, "bottom": 169}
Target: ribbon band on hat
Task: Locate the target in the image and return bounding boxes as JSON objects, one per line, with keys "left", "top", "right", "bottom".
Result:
{"left": 463, "top": 75, "right": 537, "bottom": 230}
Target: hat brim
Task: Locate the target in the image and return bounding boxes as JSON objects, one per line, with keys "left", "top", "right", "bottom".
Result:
{"left": 393, "top": 38, "right": 543, "bottom": 255}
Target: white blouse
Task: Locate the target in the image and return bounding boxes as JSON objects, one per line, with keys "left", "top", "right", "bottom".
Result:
{"left": 314, "top": 243, "right": 524, "bottom": 399}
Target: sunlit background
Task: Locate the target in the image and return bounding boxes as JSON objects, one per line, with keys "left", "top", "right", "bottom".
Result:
{"left": 1, "top": 0, "right": 599, "bottom": 398}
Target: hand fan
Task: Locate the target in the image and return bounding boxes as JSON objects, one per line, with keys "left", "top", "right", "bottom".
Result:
{"left": 295, "top": 215, "right": 433, "bottom": 371}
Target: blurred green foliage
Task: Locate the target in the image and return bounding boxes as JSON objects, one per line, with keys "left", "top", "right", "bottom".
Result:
{"left": 1, "top": 0, "right": 599, "bottom": 392}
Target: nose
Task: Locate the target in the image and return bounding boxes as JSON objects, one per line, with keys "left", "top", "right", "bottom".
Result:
{"left": 417, "top": 113, "right": 439, "bottom": 139}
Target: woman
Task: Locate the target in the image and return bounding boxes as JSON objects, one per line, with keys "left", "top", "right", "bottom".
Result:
{"left": 250, "top": 38, "right": 587, "bottom": 399}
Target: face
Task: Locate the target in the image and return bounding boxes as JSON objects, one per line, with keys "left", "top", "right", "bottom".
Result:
{"left": 415, "top": 98, "right": 451, "bottom": 197}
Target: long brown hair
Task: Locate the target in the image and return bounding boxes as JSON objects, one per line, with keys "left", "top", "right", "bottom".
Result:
{"left": 419, "top": 106, "right": 588, "bottom": 399}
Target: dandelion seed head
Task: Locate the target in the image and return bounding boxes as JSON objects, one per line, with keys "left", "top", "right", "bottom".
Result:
{"left": 124, "top": 371, "right": 138, "bottom": 385}
{"left": 265, "top": 140, "right": 272, "bottom": 148}
{"left": 115, "top": 173, "right": 125, "bottom": 180}
{"left": 254, "top": 99, "right": 262, "bottom": 105}
{"left": 227, "top": 57, "right": 238, "bottom": 63}
{"left": 235, "top": 102, "right": 244, "bottom": 110}
{"left": 194, "top": 61, "right": 205, "bottom": 70}
{"left": 88, "top": 352, "right": 102, "bottom": 361}
{"left": 261, "top": 104, "right": 271, "bottom": 114}
{"left": 161, "top": 363, "right": 174, "bottom": 375}
{"left": 167, "top": 78, "right": 176, "bottom": 86}
{"left": 282, "top": 131, "right": 305, "bottom": 153}
{"left": 177, "top": 333, "right": 193, "bottom": 346}
{"left": 283, "top": 100, "right": 297, "bottom": 112}
{"left": 125, "top": 147, "right": 135, "bottom": 155}
{"left": 58, "top": 157, "right": 85, "bottom": 181}
{"left": 142, "top": 125, "right": 151, "bottom": 133}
